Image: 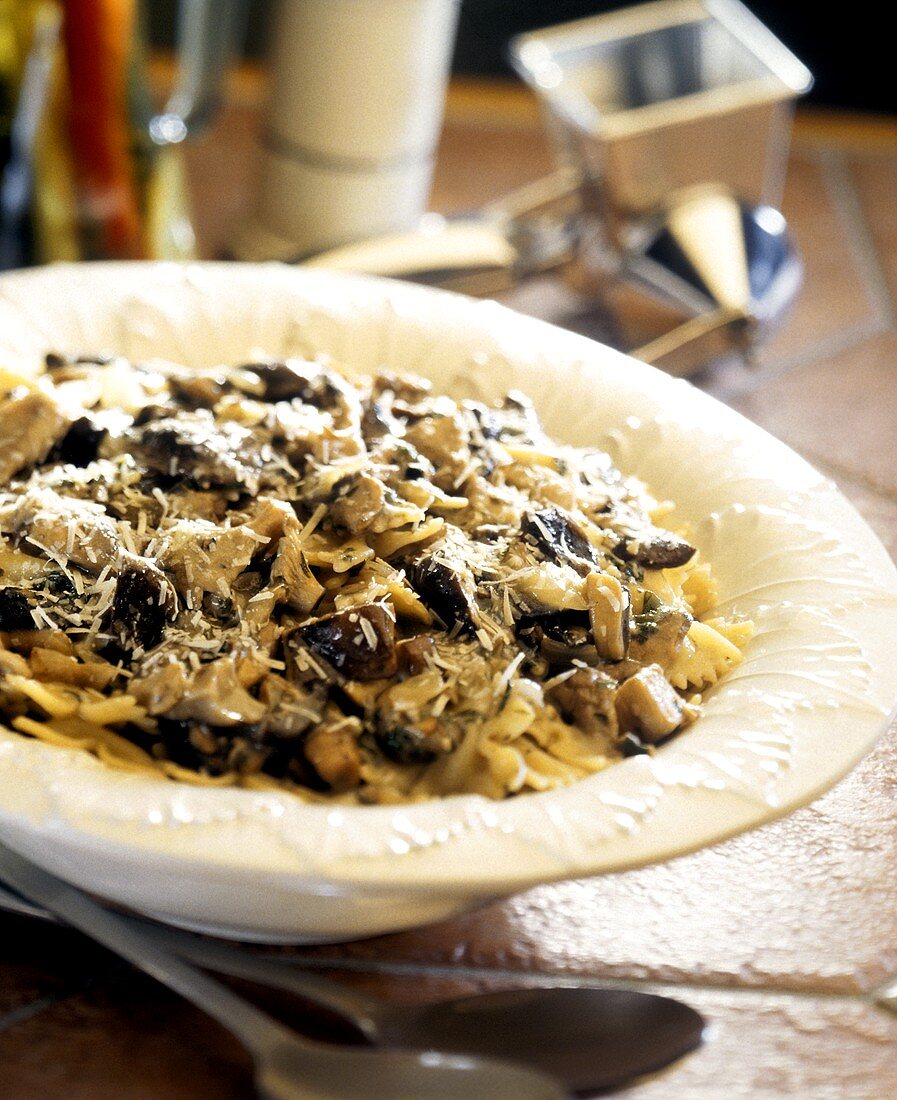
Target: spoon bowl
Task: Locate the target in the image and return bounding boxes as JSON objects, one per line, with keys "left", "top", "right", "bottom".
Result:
{"left": 370, "top": 986, "right": 704, "bottom": 1094}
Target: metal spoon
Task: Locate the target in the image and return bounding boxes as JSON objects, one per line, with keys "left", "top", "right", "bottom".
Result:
{"left": 0, "top": 844, "right": 565, "bottom": 1100}
{"left": 0, "top": 876, "right": 704, "bottom": 1094}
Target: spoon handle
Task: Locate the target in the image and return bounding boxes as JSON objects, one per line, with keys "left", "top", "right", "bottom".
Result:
{"left": 0, "top": 871, "right": 382, "bottom": 1037}
{"left": 143, "top": 926, "right": 383, "bottom": 1039}
{"left": 0, "top": 842, "right": 292, "bottom": 1057}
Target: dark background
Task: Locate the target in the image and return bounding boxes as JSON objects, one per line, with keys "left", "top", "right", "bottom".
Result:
{"left": 150, "top": 1, "right": 886, "bottom": 115}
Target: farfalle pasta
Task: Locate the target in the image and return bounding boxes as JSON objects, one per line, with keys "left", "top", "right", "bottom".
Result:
{"left": 0, "top": 353, "right": 751, "bottom": 803}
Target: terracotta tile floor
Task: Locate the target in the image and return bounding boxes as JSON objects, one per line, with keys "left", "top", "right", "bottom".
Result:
{"left": 4, "top": 84, "right": 897, "bottom": 1097}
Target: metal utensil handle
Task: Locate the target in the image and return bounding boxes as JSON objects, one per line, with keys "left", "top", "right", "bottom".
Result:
{"left": 0, "top": 878, "right": 52, "bottom": 921}
{"left": 0, "top": 874, "right": 380, "bottom": 1033}
{"left": 0, "top": 843, "right": 290, "bottom": 1056}
{"left": 144, "top": 923, "right": 384, "bottom": 1039}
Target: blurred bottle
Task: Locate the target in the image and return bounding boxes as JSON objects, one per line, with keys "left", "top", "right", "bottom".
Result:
{"left": 0, "top": 0, "right": 245, "bottom": 270}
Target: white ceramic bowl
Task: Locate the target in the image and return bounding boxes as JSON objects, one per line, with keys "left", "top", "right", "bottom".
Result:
{"left": 1, "top": 262, "right": 895, "bottom": 943}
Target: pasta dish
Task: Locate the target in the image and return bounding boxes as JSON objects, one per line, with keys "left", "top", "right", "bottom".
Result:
{"left": 0, "top": 353, "right": 751, "bottom": 803}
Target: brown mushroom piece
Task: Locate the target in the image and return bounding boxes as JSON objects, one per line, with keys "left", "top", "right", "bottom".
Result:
{"left": 407, "top": 553, "right": 479, "bottom": 635}
{"left": 469, "top": 389, "right": 541, "bottom": 444}
{"left": 548, "top": 668, "right": 619, "bottom": 738}
{"left": 271, "top": 537, "right": 324, "bottom": 614}
{"left": 521, "top": 508, "right": 598, "bottom": 573}
{"left": 361, "top": 400, "right": 404, "bottom": 442}
{"left": 166, "top": 657, "right": 268, "bottom": 727}
{"left": 628, "top": 607, "right": 692, "bottom": 667}
{"left": 403, "top": 414, "right": 471, "bottom": 486}
{"left": 55, "top": 416, "right": 107, "bottom": 467}
{"left": 515, "top": 610, "right": 600, "bottom": 667}
{"left": 245, "top": 358, "right": 352, "bottom": 409}
{"left": 160, "top": 520, "right": 260, "bottom": 599}
{"left": 108, "top": 553, "right": 178, "bottom": 651}
{"left": 615, "top": 664, "right": 684, "bottom": 743}
{"left": 242, "top": 497, "right": 292, "bottom": 548}
{"left": 613, "top": 529, "right": 696, "bottom": 569}
{"left": 304, "top": 719, "right": 363, "bottom": 791}
{"left": 375, "top": 721, "right": 440, "bottom": 765}
{"left": 396, "top": 634, "right": 438, "bottom": 676}
{"left": 110, "top": 412, "right": 261, "bottom": 492}
{"left": 258, "top": 675, "right": 323, "bottom": 738}
{"left": 130, "top": 661, "right": 189, "bottom": 714}
{"left": 9, "top": 493, "right": 121, "bottom": 575}
{"left": 371, "top": 370, "right": 431, "bottom": 403}
{"left": 298, "top": 603, "right": 397, "bottom": 681}
{"left": 169, "top": 372, "right": 228, "bottom": 408}
{"left": 0, "top": 392, "right": 68, "bottom": 484}
{"left": 0, "top": 589, "right": 37, "bottom": 631}
{"left": 330, "top": 475, "right": 386, "bottom": 534}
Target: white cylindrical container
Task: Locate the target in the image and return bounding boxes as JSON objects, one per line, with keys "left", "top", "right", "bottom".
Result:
{"left": 233, "top": 0, "right": 460, "bottom": 260}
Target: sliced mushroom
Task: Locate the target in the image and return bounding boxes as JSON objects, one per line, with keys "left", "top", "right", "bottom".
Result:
{"left": 521, "top": 507, "right": 597, "bottom": 573}
{"left": 165, "top": 488, "right": 230, "bottom": 524}
{"left": 629, "top": 607, "right": 692, "bottom": 668}
{"left": 245, "top": 358, "right": 352, "bottom": 411}
{"left": 271, "top": 537, "right": 324, "bottom": 614}
{"left": 298, "top": 603, "right": 397, "bottom": 681}
{"left": 169, "top": 372, "right": 227, "bottom": 408}
{"left": 396, "top": 634, "right": 437, "bottom": 676}
{"left": 130, "top": 661, "right": 188, "bottom": 714}
{"left": 160, "top": 519, "right": 260, "bottom": 598}
{"left": 258, "top": 675, "right": 323, "bottom": 738}
{"left": 515, "top": 610, "right": 599, "bottom": 666}
{"left": 613, "top": 530, "right": 696, "bottom": 569}
{"left": 242, "top": 497, "right": 292, "bottom": 548}
{"left": 111, "top": 412, "right": 261, "bottom": 492}
{"left": 304, "top": 719, "right": 363, "bottom": 791}
{"left": 330, "top": 475, "right": 386, "bottom": 534}
{"left": 166, "top": 657, "right": 267, "bottom": 727}
{"left": 371, "top": 369, "right": 431, "bottom": 402}
{"left": 585, "top": 572, "right": 630, "bottom": 661}
{"left": 361, "top": 400, "right": 404, "bottom": 442}
{"left": 0, "top": 392, "right": 68, "bottom": 485}
{"left": 615, "top": 664, "right": 684, "bottom": 742}
{"left": 403, "top": 414, "right": 471, "bottom": 487}
{"left": 0, "top": 589, "right": 36, "bottom": 631}
{"left": 55, "top": 416, "right": 106, "bottom": 467}
{"left": 375, "top": 721, "right": 441, "bottom": 765}
{"left": 407, "top": 551, "right": 479, "bottom": 635}
{"left": 11, "top": 492, "right": 121, "bottom": 575}
{"left": 109, "top": 553, "right": 178, "bottom": 651}
{"left": 547, "top": 667, "right": 619, "bottom": 738}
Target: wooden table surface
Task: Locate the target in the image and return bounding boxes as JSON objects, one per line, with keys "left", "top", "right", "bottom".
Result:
{"left": 4, "top": 79, "right": 897, "bottom": 1098}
